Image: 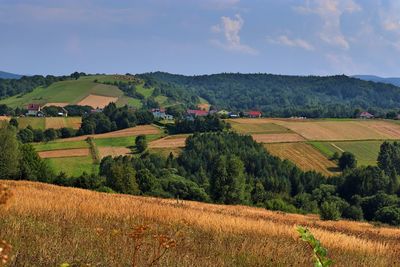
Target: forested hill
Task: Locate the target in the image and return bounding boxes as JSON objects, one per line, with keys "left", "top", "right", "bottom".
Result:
{"left": 0, "top": 71, "right": 22, "bottom": 79}
{"left": 139, "top": 72, "right": 400, "bottom": 117}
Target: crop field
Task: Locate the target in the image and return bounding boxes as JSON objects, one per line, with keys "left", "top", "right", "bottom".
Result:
{"left": 44, "top": 156, "right": 95, "bottom": 176}
{"left": 115, "top": 96, "right": 142, "bottom": 108}
{"left": 311, "top": 141, "right": 383, "bottom": 166}
{"left": 229, "top": 120, "right": 291, "bottom": 134}
{"left": 148, "top": 147, "right": 183, "bottom": 157}
{"left": 0, "top": 116, "right": 10, "bottom": 121}
{"left": 59, "top": 125, "right": 161, "bottom": 142}
{"left": 149, "top": 135, "right": 189, "bottom": 148}
{"left": 77, "top": 94, "right": 119, "bottom": 109}
{"left": 44, "top": 117, "right": 82, "bottom": 129}
{"left": 274, "top": 120, "right": 400, "bottom": 141}
{"left": 265, "top": 143, "right": 339, "bottom": 176}
{"left": 33, "top": 140, "right": 88, "bottom": 152}
{"left": 252, "top": 133, "right": 305, "bottom": 143}
{"left": 98, "top": 146, "right": 131, "bottom": 159}
{"left": 38, "top": 148, "right": 90, "bottom": 159}
{"left": 1, "top": 180, "right": 399, "bottom": 266}
{"left": 94, "top": 134, "right": 162, "bottom": 148}
{"left": 17, "top": 117, "right": 46, "bottom": 129}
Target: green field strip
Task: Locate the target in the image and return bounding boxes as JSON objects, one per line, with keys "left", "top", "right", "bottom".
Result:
{"left": 33, "top": 140, "right": 89, "bottom": 152}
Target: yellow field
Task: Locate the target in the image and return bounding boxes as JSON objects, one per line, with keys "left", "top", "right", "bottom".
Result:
{"left": 265, "top": 143, "right": 339, "bottom": 176}
{"left": 1, "top": 181, "right": 399, "bottom": 266}
{"left": 77, "top": 94, "right": 119, "bottom": 109}
{"left": 252, "top": 133, "right": 305, "bottom": 143}
{"left": 274, "top": 120, "right": 400, "bottom": 141}
{"left": 44, "top": 117, "right": 82, "bottom": 129}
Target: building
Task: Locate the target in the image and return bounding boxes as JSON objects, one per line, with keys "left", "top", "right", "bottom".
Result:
{"left": 245, "top": 111, "right": 262, "bottom": 118}
{"left": 187, "top": 109, "right": 209, "bottom": 117}
{"left": 359, "top": 111, "right": 374, "bottom": 119}
{"left": 152, "top": 108, "right": 174, "bottom": 120}
{"left": 26, "top": 104, "right": 42, "bottom": 117}
{"left": 57, "top": 107, "right": 68, "bottom": 117}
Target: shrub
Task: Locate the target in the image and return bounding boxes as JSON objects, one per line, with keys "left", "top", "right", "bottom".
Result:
{"left": 375, "top": 206, "right": 400, "bottom": 226}
{"left": 342, "top": 205, "right": 364, "bottom": 221}
{"left": 320, "top": 201, "right": 341, "bottom": 221}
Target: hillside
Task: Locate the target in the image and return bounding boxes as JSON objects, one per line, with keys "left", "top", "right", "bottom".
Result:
{"left": 0, "top": 70, "right": 22, "bottom": 79}
{"left": 354, "top": 75, "right": 400, "bottom": 87}
{"left": 140, "top": 72, "right": 400, "bottom": 117}
{"left": 1, "top": 180, "right": 399, "bottom": 266}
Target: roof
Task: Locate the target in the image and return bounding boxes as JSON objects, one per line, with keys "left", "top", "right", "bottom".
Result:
{"left": 360, "top": 111, "right": 373, "bottom": 117}
{"left": 27, "top": 104, "right": 41, "bottom": 111}
{"left": 151, "top": 108, "right": 166, "bottom": 113}
{"left": 247, "top": 111, "right": 262, "bottom": 116}
{"left": 187, "top": 109, "right": 208, "bottom": 116}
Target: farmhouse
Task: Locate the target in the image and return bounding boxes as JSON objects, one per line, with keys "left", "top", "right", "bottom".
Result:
{"left": 245, "top": 111, "right": 262, "bottom": 118}
{"left": 187, "top": 109, "right": 209, "bottom": 117}
{"left": 26, "top": 104, "right": 43, "bottom": 117}
{"left": 151, "top": 108, "right": 174, "bottom": 120}
{"left": 57, "top": 107, "right": 68, "bottom": 117}
{"left": 359, "top": 111, "right": 374, "bottom": 119}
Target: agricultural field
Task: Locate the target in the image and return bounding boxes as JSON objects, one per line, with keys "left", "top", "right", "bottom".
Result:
{"left": 1, "top": 180, "right": 399, "bottom": 266}
{"left": 44, "top": 117, "right": 81, "bottom": 129}
{"left": 38, "top": 148, "right": 90, "bottom": 159}
{"left": 33, "top": 140, "right": 88, "bottom": 152}
{"left": 149, "top": 134, "right": 190, "bottom": 148}
{"left": 228, "top": 120, "right": 291, "bottom": 134}
{"left": 311, "top": 141, "right": 383, "bottom": 166}
{"left": 265, "top": 143, "right": 339, "bottom": 176}
{"left": 251, "top": 133, "right": 305, "bottom": 143}
{"left": 77, "top": 94, "right": 119, "bottom": 109}
{"left": 0, "top": 77, "right": 140, "bottom": 108}
{"left": 148, "top": 147, "right": 183, "bottom": 157}
{"left": 45, "top": 156, "right": 95, "bottom": 176}
{"left": 17, "top": 117, "right": 46, "bottom": 130}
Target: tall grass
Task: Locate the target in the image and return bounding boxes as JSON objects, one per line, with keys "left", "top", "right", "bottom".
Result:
{"left": 1, "top": 180, "right": 400, "bottom": 266}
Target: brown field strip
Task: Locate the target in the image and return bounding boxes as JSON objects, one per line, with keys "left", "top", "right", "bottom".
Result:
{"left": 149, "top": 136, "right": 187, "bottom": 148}
{"left": 98, "top": 146, "right": 131, "bottom": 159}
{"left": 38, "top": 148, "right": 90, "bottom": 158}
{"left": 59, "top": 125, "right": 160, "bottom": 142}
{"left": 65, "top": 117, "right": 82, "bottom": 129}
{"left": 77, "top": 94, "right": 119, "bottom": 109}
{"left": 2, "top": 180, "right": 400, "bottom": 266}
{"left": 274, "top": 120, "right": 400, "bottom": 140}
{"left": 265, "top": 143, "right": 339, "bottom": 176}
{"left": 45, "top": 117, "right": 67, "bottom": 129}
{"left": 252, "top": 133, "right": 305, "bottom": 143}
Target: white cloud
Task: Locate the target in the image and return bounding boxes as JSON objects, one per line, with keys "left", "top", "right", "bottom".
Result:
{"left": 379, "top": 1, "right": 400, "bottom": 32}
{"left": 268, "top": 35, "right": 314, "bottom": 51}
{"left": 211, "top": 14, "right": 258, "bottom": 54}
{"left": 295, "top": 0, "right": 361, "bottom": 50}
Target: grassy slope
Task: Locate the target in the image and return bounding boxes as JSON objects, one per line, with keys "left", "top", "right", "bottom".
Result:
{"left": 45, "top": 156, "right": 95, "bottom": 176}
{"left": 17, "top": 117, "right": 46, "bottom": 130}
{"left": 0, "top": 76, "right": 140, "bottom": 108}
{"left": 1, "top": 180, "right": 399, "bottom": 266}
{"left": 310, "top": 141, "right": 383, "bottom": 166}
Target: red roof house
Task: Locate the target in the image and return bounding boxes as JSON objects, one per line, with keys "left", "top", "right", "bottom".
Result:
{"left": 187, "top": 109, "right": 209, "bottom": 117}
{"left": 359, "top": 111, "right": 374, "bottom": 119}
{"left": 246, "top": 111, "right": 262, "bottom": 118}
{"left": 26, "top": 104, "right": 42, "bottom": 116}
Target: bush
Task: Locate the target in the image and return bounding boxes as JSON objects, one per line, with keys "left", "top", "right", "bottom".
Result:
{"left": 342, "top": 205, "right": 364, "bottom": 221}
{"left": 374, "top": 206, "right": 400, "bottom": 226}
{"left": 320, "top": 201, "right": 341, "bottom": 221}
{"left": 265, "top": 198, "right": 298, "bottom": 213}
{"left": 338, "top": 152, "right": 357, "bottom": 170}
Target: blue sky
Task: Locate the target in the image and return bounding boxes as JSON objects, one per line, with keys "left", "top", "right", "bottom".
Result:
{"left": 1, "top": 0, "right": 400, "bottom": 76}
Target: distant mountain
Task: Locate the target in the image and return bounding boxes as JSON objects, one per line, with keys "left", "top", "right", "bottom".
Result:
{"left": 353, "top": 75, "right": 400, "bottom": 87}
{"left": 0, "top": 71, "right": 22, "bottom": 79}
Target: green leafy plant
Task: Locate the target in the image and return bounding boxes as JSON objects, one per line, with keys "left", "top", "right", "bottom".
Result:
{"left": 297, "top": 226, "right": 333, "bottom": 267}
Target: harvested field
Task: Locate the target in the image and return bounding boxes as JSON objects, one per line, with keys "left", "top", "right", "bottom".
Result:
{"left": 43, "top": 102, "right": 69, "bottom": 107}
{"left": 17, "top": 117, "right": 45, "bottom": 130}
{"left": 98, "top": 146, "right": 131, "bottom": 159}
{"left": 265, "top": 143, "right": 339, "bottom": 176}
{"left": 38, "top": 148, "right": 90, "bottom": 158}
{"left": 149, "top": 135, "right": 188, "bottom": 148}
{"left": 274, "top": 120, "right": 400, "bottom": 140}
{"left": 77, "top": 94, "right": 119, "bottom": 109}
{"left": 1, "top": 180, "right": 400, "bottom": 266}
{"left": 227, "top": 118, "right": 275, "bottom": 124}
{"left": 197, "top": 103, "right": 210, "bottom": 111}
{"left": 59, "top": 125, "right": 161, "bottom": 142}
{"left": 44, "top": 117, "right": 82, "bottom": 129}
{"left": 252, "top": 133, "right": 305, "bottom": 143}
{"left": 148, "top": 147, "right": 183, "bottom": 157}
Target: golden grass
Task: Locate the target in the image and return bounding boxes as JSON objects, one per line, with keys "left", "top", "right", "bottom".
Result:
{"left": 149, "top": 136, "right": 187, "bottom": 148}
{"left": 252, "top": 133, "right": 306, "bottom": 143}
{"left": 265, "top": 143, "right": 339, "bottom": 176}
{"left": 1, "top": 180, "right": 399, "bottom": 266}
{"left": 77, "top": 94, "right": 119, "bottom": 109}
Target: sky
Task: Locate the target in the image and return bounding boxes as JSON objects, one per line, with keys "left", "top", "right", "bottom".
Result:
{"left": 1, "top": 0, "right": 400, "bottom": 76}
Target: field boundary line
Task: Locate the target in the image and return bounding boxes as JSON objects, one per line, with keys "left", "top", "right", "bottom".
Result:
{"left": 331, "top": 143, "right": 344, "bottom": 152}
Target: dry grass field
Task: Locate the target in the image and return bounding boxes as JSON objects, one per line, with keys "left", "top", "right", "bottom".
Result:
{"left": 77, "top": 94, "right": 119, "bottom": 109}
{"left": 274, "top": 120, "right": 400, "bottom": 141}
{"left": 60, "top": 125, "right": 161, "bottom": 142}
{"left": 252, "top": 133, "right": 305, "bottom": 143}
{"left": 1, "top": 181, "right": 399, "bottom": 266}
{"left": 229, "top": 121, "right": 292, "bottom": 134}
{"left": 98, "top": 146, "right": 131, "bottom": 159}
{"left": 43, "top": 102, "right": 69, "bottom": 107}
{"left": 45, "top": 117, "right": 82, "bottom": 129}
{"left": 0, "top": 116, "right": 10, "bottom": 121}
{"left": 38, "top": 148, "right": 90, "bottom": 159}
{"left": 265, "top": 143, "right": 339, "bottom": 176}
{"left": 149, "top": 135, "right": 189, "bottom": 148}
